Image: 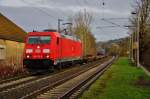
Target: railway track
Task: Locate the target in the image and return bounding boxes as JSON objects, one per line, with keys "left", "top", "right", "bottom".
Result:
{"left": 27, "top": 57, "right": 115, "bottom": 99}
{"left": 0, "top": 57, "right": 112, "bottom": 99}
{"left": 0, "top": 72, "right": 56, "bottom": 92}
{"left": 0, "top": 73, "right": 29, "bottom": 85}
{"left": 0, "top": 76, "right": 36, "bottom": 92}
{"left": 0, "top": 66, "right": 83, "bottom": 99}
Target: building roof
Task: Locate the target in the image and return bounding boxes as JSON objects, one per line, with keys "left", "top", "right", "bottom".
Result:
{"left": 0, "top": 13, "right": 27, "bottom": 42}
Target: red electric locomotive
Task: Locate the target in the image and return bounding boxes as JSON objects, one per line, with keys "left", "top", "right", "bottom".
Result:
{"left": 23, "top": 30, "right": 82, "bottom": 72}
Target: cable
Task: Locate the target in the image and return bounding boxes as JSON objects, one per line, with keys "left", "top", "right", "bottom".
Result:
{"left": 21, "top": 0, "right": 58, "bottom": 20}
{"left": 96, "top": 26, "right": 120, "bottom": 29}
{"left": 103, "top": 18, "right": 129, "bottom": 20}
{"left": 101, "top": 18, "right": 128, "bottom": 29}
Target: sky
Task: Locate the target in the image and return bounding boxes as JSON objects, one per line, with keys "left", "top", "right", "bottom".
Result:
{"left": 0, "top": 0, "right": 136, "bottom": 41}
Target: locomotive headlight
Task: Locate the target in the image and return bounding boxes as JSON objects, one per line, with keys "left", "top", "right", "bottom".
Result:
{"left": 27, "top": 55, "right": 30, "bottom": 58}
{"left": 43, "top": 49, "right": 50, "bottom": 53}
{"left": 26, "top": 49, "right": 33, "bottom": 53}
{"left": 46, "top": 55, "right": 50, "bottom": 58}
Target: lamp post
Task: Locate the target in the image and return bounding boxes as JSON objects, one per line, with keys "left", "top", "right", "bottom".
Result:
{"left": 131, "top": 11, "right": 140, "bottom": 67}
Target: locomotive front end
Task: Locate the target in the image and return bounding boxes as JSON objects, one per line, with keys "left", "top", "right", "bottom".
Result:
{"left": 23, "top": 32, "right": 54, "bottom": 71}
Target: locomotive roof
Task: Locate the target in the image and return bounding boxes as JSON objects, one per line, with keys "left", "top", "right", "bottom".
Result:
{"left": 61, "top": 33, "right": 81, "bottom": 42}
{"left": 28, "top": 31, "right": 81, "bottom": 42}
{"left": 28, "top": 31, "right": 61, "bottom": 37}
{"left": 0, "top": 13, "right": 27, "bottom": 42}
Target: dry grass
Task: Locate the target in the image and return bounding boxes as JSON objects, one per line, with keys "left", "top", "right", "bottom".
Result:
{"left": 0, "top": 63, "right": 26, "bottom": 79}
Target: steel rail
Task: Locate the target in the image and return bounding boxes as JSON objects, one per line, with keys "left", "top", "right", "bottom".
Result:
{"left": 35, "top": 57, "right": 115, "bottom": 99}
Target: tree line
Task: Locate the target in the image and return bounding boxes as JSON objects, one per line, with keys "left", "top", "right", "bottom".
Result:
{"left": 129, "top": 0, "right": 150, "bottom": 68}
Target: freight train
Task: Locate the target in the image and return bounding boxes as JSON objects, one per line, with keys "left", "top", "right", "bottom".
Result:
{"left": 23, "top": 30, "right": 83, "bottom": 72}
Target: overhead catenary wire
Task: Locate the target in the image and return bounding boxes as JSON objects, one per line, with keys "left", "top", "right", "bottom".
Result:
{"left": 96, "top": 26, "right": 121, "bottom": 29}
{"left": 98, "top": 19, "right": 128, "bottom": 30}
{"left": 21, "top": 0, "right": 69, "bottom": 31}
{"left": 94, "top": 0, "right": 129, "bottom": 29}
{"left": 21, "top": 0, "right": 60, "bottom": 20}
{"left": 76, "top": 0, "right": 130, "bottom": 40}
{"left": 102, "top": 18, "right": 124, "bottom": 28}
{"left": 22, "top": 0, "right": 130, "bottom": 36}
{"left": 103, "top": 18, "right": 129, "bottom": 20}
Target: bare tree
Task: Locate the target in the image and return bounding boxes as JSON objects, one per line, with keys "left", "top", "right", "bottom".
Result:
{"left": 130, "top": 0, "right": 150, "bottom": 66}
{"left": 72, "top": 10, "right": 96, "bottom": 56}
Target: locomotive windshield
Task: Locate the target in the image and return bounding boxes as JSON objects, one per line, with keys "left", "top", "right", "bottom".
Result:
{"left": 28, "top": 36, "right": 51, "bottom": 44}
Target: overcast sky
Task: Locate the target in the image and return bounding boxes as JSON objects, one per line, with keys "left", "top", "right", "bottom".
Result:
{"left": 0, "top": 0, "right": 136, "bottom": 41}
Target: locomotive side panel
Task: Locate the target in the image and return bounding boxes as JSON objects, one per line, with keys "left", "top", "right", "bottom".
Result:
{"left": 55, "top": 36, "right": 82, "bottom": 64}
{"left": 60, "top": 37, "right": 73, "bottom": 62}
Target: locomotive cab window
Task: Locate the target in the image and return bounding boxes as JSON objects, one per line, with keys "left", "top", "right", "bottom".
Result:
{"left": 28, "top": 36, "right": 51, "bottom": 44}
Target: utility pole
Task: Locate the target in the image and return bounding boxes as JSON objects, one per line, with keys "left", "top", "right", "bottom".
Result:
{"left": 127, "top": 30, "right": 131, "bottom": 61}
{"left": 131, "top": 32, "right": 134, "bottom": 63}
{"left": 131, "top": 33, "right": 134, "bottom": 62}
{"left": 57, "top": 19, "right": 63, "bottom": 69}
{"left": 58, "top": 19, "right": 63, "bottom": 33}
{"left": 137, "top": 11, "right": 140, "bottom": 67}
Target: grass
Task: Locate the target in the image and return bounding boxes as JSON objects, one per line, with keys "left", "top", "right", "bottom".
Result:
{"left": 80, "top": 57, "right": 150, "bottom": 99}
